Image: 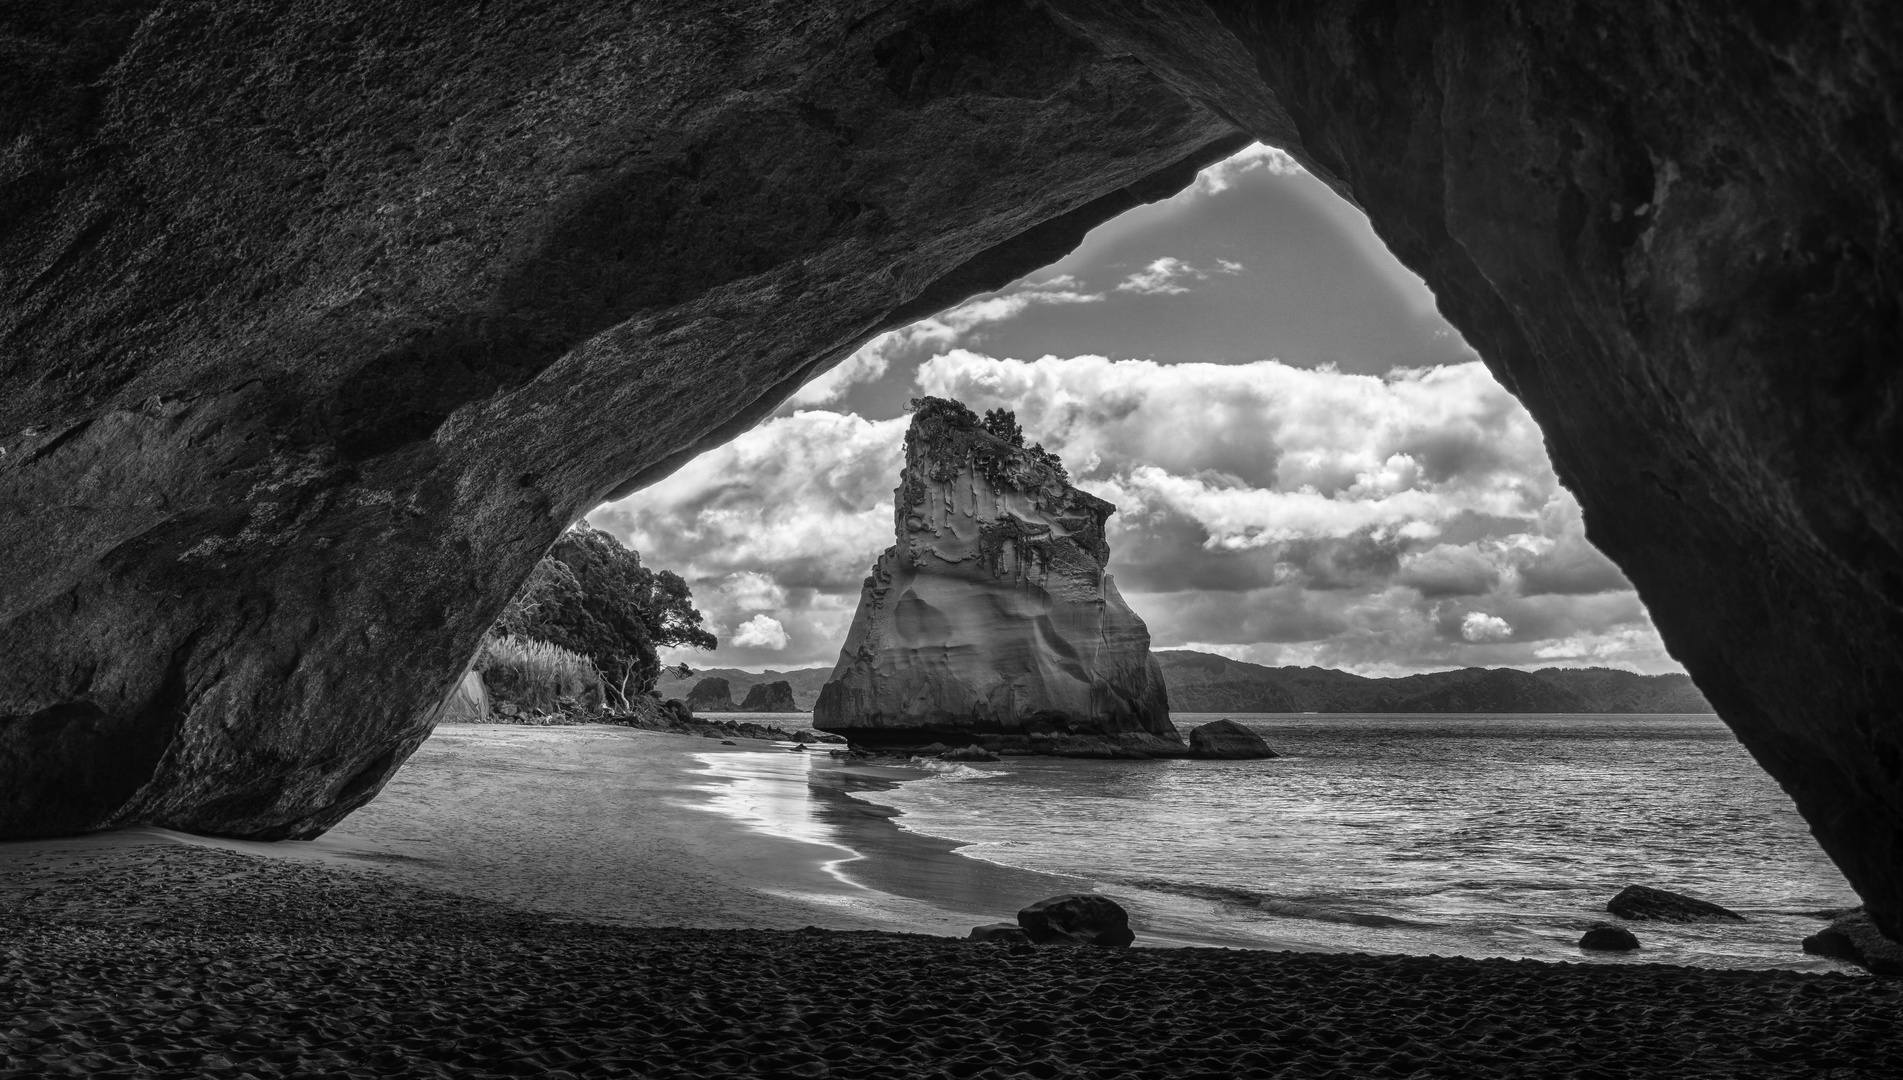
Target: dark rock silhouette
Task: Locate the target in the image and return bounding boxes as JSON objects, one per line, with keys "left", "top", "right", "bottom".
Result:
{"left": 939, "top": 746, "right": 1001, "bottom": 763}
{"left": 684, "top": 679, "right": 736, "bottom": 714}
{"left": 1606, "top": 886, "right": 1745, "bottom": 923}
{"left": 2, "top": 1, "right": 1901, "bottom": 937}
{"left": 1188, "top": 720, "right": 1278, "bottom": 760}
{"left": 1579, "top": 924, "right": 1640, "bottom": 952}
{"left": 814, "top": 399, "right": 1182, "bottom": 757}
{"left": 1018, "top": 894, "right": 1135, "bottom": 948}
{"left": 737, "top": 681, "right": 799, "bottom": 713}
{"left": 967, "top": 922, "right": 1032, "bottom": 945}
{"left": 1801, "top": 909, "right": 1903, "bottom": 976}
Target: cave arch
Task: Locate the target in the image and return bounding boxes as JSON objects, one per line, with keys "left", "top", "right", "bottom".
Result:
{"left": 2, "top": 2, "right": 1899, "bottom": 935}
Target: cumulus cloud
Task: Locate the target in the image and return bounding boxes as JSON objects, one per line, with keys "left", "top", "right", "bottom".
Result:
{"left": 788, "top": 285, "right": 1103, "bottom": 406}
{"left": 1183, "top": 142, "right": 1303, "bottom": 197}
{"left": 731, "top": 614, "right": 789, "bottom": 650}
{"left": 588, "top": 410, "right": 904, "bottom": 670}
{"left": 594, "top": 342, "right": 1679, "bottom": 675}
{"left": 914, "top": 350, "right": 1678, "bottom": 673}
{"left": 1460, "top": 612, "right": 1513, "bottom": 642}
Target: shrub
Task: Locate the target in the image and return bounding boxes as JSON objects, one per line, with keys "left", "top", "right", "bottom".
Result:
{"left": 475, "top": 633, "right": 602, "bottom": 715}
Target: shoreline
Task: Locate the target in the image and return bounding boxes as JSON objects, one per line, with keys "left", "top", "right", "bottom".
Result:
{"left": 3, "top": 839, "right": 1898, "bottom": 1078}
{"left": 5, "top": 722, "right": 1900, "bottom": 1075}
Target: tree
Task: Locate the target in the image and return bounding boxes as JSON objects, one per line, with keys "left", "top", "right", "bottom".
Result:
{"left": 982, "top": 407, "right": 1024, "bottom": 447}
{"left": 492, "top": 525, "right": 716, "bottom": 702}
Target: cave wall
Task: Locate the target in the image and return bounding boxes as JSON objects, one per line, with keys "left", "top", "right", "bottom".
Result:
{"left": 5, "top": 1, "right": 1902, "bottom": 935}
{"left": 0, "top": 0, "right": 1239, "bottom": 838}
{"left": 1048, "top": 0, "right": 1903, "bottom": 931}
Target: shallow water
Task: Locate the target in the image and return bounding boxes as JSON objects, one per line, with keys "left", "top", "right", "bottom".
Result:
{"left": 867, "top": 714, "right": 1862, "bottom": 970}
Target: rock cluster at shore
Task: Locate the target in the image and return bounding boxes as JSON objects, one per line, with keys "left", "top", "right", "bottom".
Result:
{"left": 4, "top": 844, "right": 1900, "bottom": 1079}
{"left": 1803, "top": 909, "right": 1903, "bottom": 977}
{"left": 814, "top": 399, "right": 1183, "bottom": 759}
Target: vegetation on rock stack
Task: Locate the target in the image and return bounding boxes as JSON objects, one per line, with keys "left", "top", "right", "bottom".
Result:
{"left": 490, "top": 525, "right": 716, "bottom": 706}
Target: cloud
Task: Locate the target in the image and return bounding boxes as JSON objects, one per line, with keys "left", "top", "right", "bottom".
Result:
{"left": 1117, "top": 257, "right": 1199, "bottom": 295}
{"left": 787, "top": 284, "right": 1104, "bottom": 406}
{"left": 588, "top": 409, "right": 904, "bottom": 671}
{"left": 1114, "top": 255, "right": 1245, "bottom": 296}
{"left": 1460, "top": 612, "right": 1513, "bottom": 642}
{"left": 730, "top": 614, "right": 789, "bottom": 650}
{"left": 788, "top": 338, "right": 893, "bottom": 407}
{"left": 1183, "top": 143, "right": 1303, "bottom": 197}
{"left": 593, "top": 345, "right": 1677, "bottom": 676}
{"left": 913, "top": 350, "right": 1678, "bottom": 674}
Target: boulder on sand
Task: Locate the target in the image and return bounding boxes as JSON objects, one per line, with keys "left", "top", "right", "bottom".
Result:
{"left": 1018, "top": 894, "right": 1135, "bottom": 948}
{"left": 1579, "top": 923, "right": 1640, "bottom": 951}
{"left": 1188, "top": 720, "right": 1278, "bottom": 760}
{"left": 968, "top": 922, "right": 1032, "bottom": 945}
{"left": 1802, "top": 908, "right": 1903, "bottom": 975}
{"left": 1607, "top": 885, "right": 1744, "bottom": 922}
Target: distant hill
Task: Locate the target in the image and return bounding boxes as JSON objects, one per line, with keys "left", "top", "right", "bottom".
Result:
{"left": 655, "top": 666, "right": 832, "bottom": 711}
{"left": 1154, "top": 651, "right": 1713, "bottom": 714}
{"left": 654, "top": 653, "right": 1714, "bottom": 715}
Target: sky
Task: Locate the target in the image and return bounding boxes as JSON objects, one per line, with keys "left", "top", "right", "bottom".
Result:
{"left": 587, "top": 144, "right": 1683, "bottom": 678}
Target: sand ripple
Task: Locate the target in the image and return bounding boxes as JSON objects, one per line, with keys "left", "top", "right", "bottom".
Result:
{"left": 2, "top": 845, "right": 1898, "bottom": 1078}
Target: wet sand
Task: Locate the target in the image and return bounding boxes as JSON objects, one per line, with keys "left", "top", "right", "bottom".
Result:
{"left": 3, "top": 724, "right": 1900, "bottom": 1076}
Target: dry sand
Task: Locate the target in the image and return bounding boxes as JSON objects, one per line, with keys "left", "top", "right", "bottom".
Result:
{"left": 3, "top": 725, "right": 1900, "bottom": 1077}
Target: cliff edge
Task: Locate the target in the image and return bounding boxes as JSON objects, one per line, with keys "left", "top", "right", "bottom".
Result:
{"left": 814, "top": 399, "right": 1181, "bottom": 757}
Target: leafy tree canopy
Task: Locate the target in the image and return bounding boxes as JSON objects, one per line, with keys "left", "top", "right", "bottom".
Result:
{"left": 493, "top": 525, "right": 715, "bottom": 696}
{"left": 982, "top": 407, "right": 1024, "bottom": 447}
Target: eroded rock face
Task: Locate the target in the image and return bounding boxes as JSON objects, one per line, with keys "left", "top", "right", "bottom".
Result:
{"left": 685, "top": 679, "right": 736, "bottom": 715}
{"left": 813, "top": 399, "right": 1181, "bottom": 756}
{"left": 0, "top": 1, "right": 1235, "bottom": 839}
{"left": 1044, "top": 0, "right": 1903, "bottom": 939}
{"left": 737, "top": 681, "right": 799, "bottom": 713}
{"left": 5, "top": 0, "right": 1903, "bottom": 937}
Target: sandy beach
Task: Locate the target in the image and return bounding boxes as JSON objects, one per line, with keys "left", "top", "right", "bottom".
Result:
{"left": 4, "top": 723, "right": 1900, "bottom": 1077}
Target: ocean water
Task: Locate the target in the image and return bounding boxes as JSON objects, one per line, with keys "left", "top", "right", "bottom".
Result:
{"left": 864, "top": 714, "right": 1862, "bottom": 971}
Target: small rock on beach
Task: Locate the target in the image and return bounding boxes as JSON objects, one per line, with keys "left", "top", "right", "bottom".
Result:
{"left": 1018, "top": 894, "right": 1136, "bottom": 947}
{"left": 1579, "top": 923, "right": 1640, "bottom": 951}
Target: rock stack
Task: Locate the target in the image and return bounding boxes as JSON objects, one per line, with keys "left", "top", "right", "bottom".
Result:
{"left": 738, "top": 681, "right": 800, "bottom": 713}
{"left": 685, "top": 678, "right": 736, "bottom": 713}
{"left": 814, "top": 399, "right": 1183, "bottom": 758}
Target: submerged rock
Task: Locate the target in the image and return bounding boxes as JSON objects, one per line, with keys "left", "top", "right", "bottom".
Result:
{"left": 1607, "top": 885, "right": 1745, "bottom": 922}
{"left": 1579, "top": 923, "right": 1641, "bottom": 951}
{"left": 813, "top": 399, "right": 1183, "bottom": 758}
{"left": 1802, "top": 909, "right": 1903, "bottom": 975}
{"left": 1188, "top": 720, "right": 1278, "bottom": 760}
{"left": 1018, "top": 894, "right": 1135, "bottom": 948}
{"left": 738, "top": 681, "right": 800, "bottom": 713}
